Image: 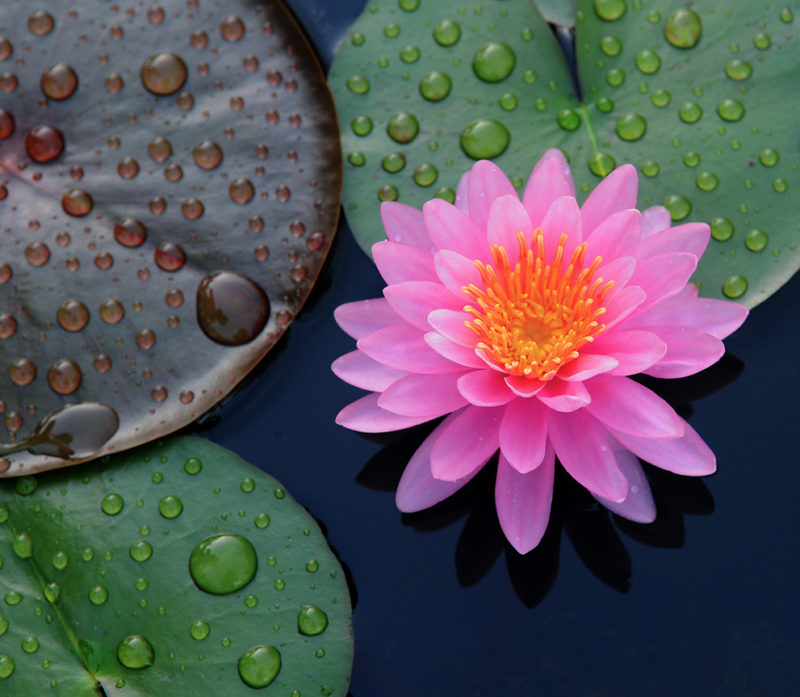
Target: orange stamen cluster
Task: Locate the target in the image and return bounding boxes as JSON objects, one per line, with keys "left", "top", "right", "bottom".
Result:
{"left": 463, "top": 229, "right": 614, "bottom": 381}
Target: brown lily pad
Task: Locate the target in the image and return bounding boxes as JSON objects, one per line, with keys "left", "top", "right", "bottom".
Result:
{"left": 0, "top": 0, "right": 342, "bottom": 475}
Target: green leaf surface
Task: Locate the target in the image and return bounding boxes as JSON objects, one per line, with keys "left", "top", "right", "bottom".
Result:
{"left": 0, "top": 436, "right": 353, "bottom": 696}
{"left": 0, "top": 0, "right": 342, "bottom": 475}
{"left": 330, "top": 0, "right": 799, "bottom": 307}
{"left": 534, "top": 0, "right": 577, "bottom": 27}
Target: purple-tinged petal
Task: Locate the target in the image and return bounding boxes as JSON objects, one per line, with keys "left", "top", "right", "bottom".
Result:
{"left": 336, "top": 393, "right": 432, "bottom": 433}
{"left": 505, "top": 374, "right": 546, "bottom": 398}
{"left": 539, "top": 195, "right": 582, "bottom": 265}
{"left": 487, "top": 195, "right": 533, "bottom": 265}
{"left": 602, "top": 285, "right": 647, "bottom": 331}
{"left": 584, "top": 329, "right": 667, "bottom": 375}
{"left": 428, "top": 309, "right": 477, "bottom": 347}
{"left": 594, "top": 448, "right": 656, "bottom": 523}
{"left": 373, "top": 240, "right": 437, "bottom": 285}
{"left": 396, "top": 413, "right": 484, "bottom": 512}
{"left": 430, "top": 405, "right": 503, "bottom": 481}
{"left": 334, "top": 298, "right": 401, "bottom": 340}
{"left": 583, "top": 209, "right": 642, "bottom": 263}
{"left": 548, "top": 410, "right": 628, "bottom": 502}
{"left": 641, "top": 327, "right": 724, "bottom": 379}
{"left": 585, "top": 374, "right": 684, "bottom": 439}
{"left": 378, "top": 372, "right": 468, "bottom": 417}
{"left": 609, "top": 420, "right": 715, "bottom": 476}
{"left": 384, "top": 281, "right": 462, "bottom": 330}
{"left": 641, "top": 205, "right": 671, "bottom": 237}
{"left": 580, "top": 164, "right": 638, "bottom": 237}
{"left": 331, "top": 350, "right": 406, "bottom": 391}
{"left": 380, "top": 201, "right": 431, "bottom": 250}
{"left": 455, "top": 171, "right": 470, "bottom": 215}
{"left": 495, "top": 447, "right": 555, "bottom": 553}
{"left": 499, "top": 397, "right": 548, "bottom": 472}
{"left": 636, "top": 222, "right": 710, "bottom": 262}
{"left": 433, "top": 249, "right": 482, "bottom": 297}
{"left": 358, "top": 325, "right": 462, "bottom": 373}
{"left": 627, "top": 252, "right": 698, "bottom": 316}
{"left": 522, "top": 149, "right": 575, "bottom": 227}
{"left": 458, "top": 370, "right": 515, "bottom": 406}
{"left": 625, "top": 295, "right": 748, "bottom": 340}
{"left": 537, "top": 378, "right": 590, "bottom": 412}
{"left": 558, "top": 354, "right": 619, "bottom": 381}
{"left": 467, "top": 160, "right": 517, "bottom": 232}
{"left": 423, "top": 198, "right": 488, "bottom": 260}
{"left": 425, "top": 332, "right": 485, "bottom": 368}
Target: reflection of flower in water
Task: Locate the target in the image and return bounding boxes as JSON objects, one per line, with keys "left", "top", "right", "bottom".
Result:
{"left": 334, "top": 150, "right": 747, "bottom": 554}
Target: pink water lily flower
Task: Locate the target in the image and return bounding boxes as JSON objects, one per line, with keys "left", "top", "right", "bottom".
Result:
{"left": 332, "top": 150, "right": 748, "bottom": 553}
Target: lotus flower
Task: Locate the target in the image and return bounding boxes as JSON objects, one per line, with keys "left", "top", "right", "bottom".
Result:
{"left": 332, "top": 150, "right": 748, "bottom": 553}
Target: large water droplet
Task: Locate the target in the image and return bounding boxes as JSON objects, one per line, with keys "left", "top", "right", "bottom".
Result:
{"left": 557, "top": 109, "right": 581, "bottom": 131}
{"left": 635, "top": 50, "right": 661, "bottom": 74}
{"left": 345, "top": 75, "right": 369, "bottom": 94}
{"left": 433, "top": 19, "right": 461, "bottom": 46}
{"left": 25, "top": 125, "right": 64, "bottom": 163}
{"left": 351, "top": 115, "right": 373, "bottom": 136}
{"left": 460, "top": 119, "right": 510, "bottom": 159}
{"left": 238, "top": 646, "right": 281, "bottom": 688}
{"left": 386, "top": 112, "right": 419, "bottom": 144}
{"left": 594, "top": 0, "right": 627, "bottom": 21}
{"left": 102, "top": 493, "right": 124, "bottom": 516}
{"left": 710, "top": 217, "right": 734, "bottom": 241}
{"left": 193, "top": 141, "right": 223, "bottom": 170}
{"left": 9, "top": 358, "right": 36, "bottom": 386}
{"left": 196, "top": 271, "right": 270, "bottom": 346}
{"left": 0, "top": 109, "right": 14, "bottom": 140}
{"left": 664, "top": 9, "right": 702, "bottom": 49}
{"left": 190, "top": 620, "right": 210, "bottom": 640}
{"left": 189, "top": 533, "right": 258, "bottom": 594}
{"left": 41, "top": 64, "right": 78, "bottom": 100}
{"left": 130, "top": 540, "right": 153, "bottom": 562}
{"left": 89, "top": 585, "right": 108, "bottom": 606}
{"left": 616, "top": 113, "right": 646, "bottom": 141}
{"left": 297, "top": 605, "right": 328, "bottom": 636}
{"left": 57, "top": 300, "right": 89, "bottom": 332}
{"left": 382, "top": 152, "right": 406, "bottom": 173}
{"left": 600, "top": 36, "right": 622, "bottom": 56}
{"left": 717, "top": 99, "right": 745, "bottom": 122}
{"left": 664, "top": 194, "right": 692, "bottom": 221}
{"left": 745, "top": 229, "right": 768, "bottom": 252}
{"left": 158, "top": 495, "right": 183, "bottom": 519}
{"left": 141, "top": 53, "right": 187, "bottom": 96}
{"left": 0, "top": 655, "right": 14, "bottom": 679}
{"left": 12, "top": 531, "right": 32, "bottom": 558}
{"left": 62, "top": 189, "right": 93, "bottom": 217}
{"left": 722, "top": 275, "right": 747, "bottom": 298}
{"left": 678, "top": 102, "right": 703, "bottom": 124}
{"left": 472, "top": 42, "right": 515, "bottom": 83}
{"left": 28, "top": 11, "right": 54, "bottom": 36}
{"left": 419, "top": 71, "right": 451, "bottom": 101}
{"left": 117, "top": 635, "right": 154, "bottom": 670}
{"left": 589, "top": 152, "right": 616, "bottom": 177}
{"left": 413, "top": 163, "right": 438, "bottom": 187}
{"left": 47, "top": 360, "right": 82, "bottom": 395}
{"left": 696, "top": 171, "right": 719, "bottom": 191}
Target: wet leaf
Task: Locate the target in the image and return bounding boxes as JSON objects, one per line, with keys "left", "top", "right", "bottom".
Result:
{"left": 0, "top": 436, "right": 353, "bottom": 696}
{"left": 534, "top": 0, "right": 576, "bottom": 28}
{"left": 0, "top": 0, "right": 342, "bottom": 475}
{"left": 330, "top": 0, "right": 799, "bottom": 307}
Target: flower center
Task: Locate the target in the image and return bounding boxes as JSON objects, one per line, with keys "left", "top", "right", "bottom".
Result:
{"left": 462, "top": 229, "right": 614, "bottom": 381}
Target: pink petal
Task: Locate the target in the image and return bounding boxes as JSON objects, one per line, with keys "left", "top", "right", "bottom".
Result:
{"left": 557, "top": 354, "right": 619, "bottom": 382}
{"left": 336, "top": 393, "right": 432, "bottom": 433}
{"left": 584, "top": 329, "right": 667, "bottom": 375}
{"left": 580, "top": 164, "right": 638, "bottom": 237}
{"left": 596, "top": 256, "right": 636, "bottom": 289}
{"left": 585, "top": 374, "right": 684, "bottom": 439}
{"left": 467, "top": 160, "right": 517, "bottom": 232}
{"left": 430, "top": 405, "right": 503, "bottom": 481}
{"left": 334, "top": 298, "right": 401, "bottom": 340}
{"left": 594, "top": 448, "right": 656, "bottom": 523}
{"left": 522, "top": 149, "right": 575, "bottom": 228}
{"left": 504, "top": 374, "right": 546, "bottom": 398}
{"left": 384, "top": 281, "right": 462, "bottom": 331}
{"left": 636, "top": 222, "right": 710, "bottom": 262}
{"left": 396, "top": 413, "right": 483, "bottom": 512}
{"left": 331, "top": 350, "right": 406, "bottom": 391}
{"left": 458, "top": 370, "right": 515, "bottom": 406}
{"left": 486, "top": 194, "right": 533, "bottom": 265}
{"left": 583, "top": 209, "right": 642, "bottom": 262}
{"left": 627, "top": 252, "right": 697, "bottom": 316}
{"left": 625, "top": 295, "right": 748, "bottom": 340}
{"left": 539, "top": 195, "right": 582, "bottom": 266}
{"left": 373, "top": 240, "right": 437, "bottom": 285}
{"left": 609, "top": 419, "right": 715, "bottom": 476}
{"left": 602, "top": 285, "right": 647, "bottom": 330}
{"left": 641, "top": 327, "right": 724, "bottom": 379}
{"left": 358, "top": 325, "right": 461, "bottom": 373}
{"left": 428, "top": 309, "right": 476, "bottom": 347}
{"left": 425, "top": 332, "right": 485, "bottom": 369}
{"left": 433, "top": 249, "right": 482, "bottom": 296}
{"left": 380, "top": 201, "right": 431, "bottom": 250}
{"left": 455, "top": 171, "right": 470, "bottom": 215}
{"left": 495, "top": 447, "right": 555, "bottom": 553}
{"left": 641, "top": 205, "right": 671, "bottom": 237}
{"left": 536, "top": 378, "right": 590, "bottom": 412}
{"left": 548, "top": 410, "right": 628, "bottom": 502}
{"left": 378, "top": 372, "right": 468, "bottom": 417}
{"left": 423, "top": 198, "right": 488, "bottom": 260}
{"left": 499, "top": 397, "right": 548, "bottom": 472}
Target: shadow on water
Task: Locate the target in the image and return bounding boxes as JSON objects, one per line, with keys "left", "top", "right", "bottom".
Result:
{"left": 356, "top": 353, "right": 741, "bottom": 608}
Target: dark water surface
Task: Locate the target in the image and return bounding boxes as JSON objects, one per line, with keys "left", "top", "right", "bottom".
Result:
{"left": 201, "top": 2, "right": 800, "bottom": 694}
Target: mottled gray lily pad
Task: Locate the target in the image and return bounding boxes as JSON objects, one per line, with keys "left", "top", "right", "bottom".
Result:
{"left": 330, "top": 0, "right": 798, "bottom": 307}
{"left": 0, "top": 0, "right": 341, "bottom": 475}
{"left": 0, "top": 436, "right": 353, "bottom": 696}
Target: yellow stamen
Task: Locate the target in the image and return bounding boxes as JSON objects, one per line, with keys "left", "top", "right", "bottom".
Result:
{"left": 463, "top": 229, "right": 614, "bottom": 381}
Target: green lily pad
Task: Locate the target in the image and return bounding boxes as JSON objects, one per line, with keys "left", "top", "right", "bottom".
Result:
{"left": 330, "top": 0, "right": 799, "bottom": 307}
{"left": 0, "top": 436, "right": 353, "bottom": 696}
{"left": 535, "top": 0, "right": 577, "bottom": 28}
{"left": 0, "top": 0, "right": 342, "bottom": 475}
